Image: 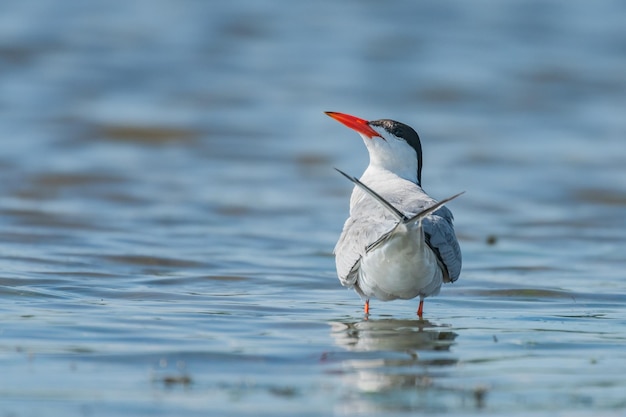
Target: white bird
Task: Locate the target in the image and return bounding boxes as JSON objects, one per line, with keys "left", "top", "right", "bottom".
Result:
{"left": 326, "top": 111, "right": 462, "bottom": 317}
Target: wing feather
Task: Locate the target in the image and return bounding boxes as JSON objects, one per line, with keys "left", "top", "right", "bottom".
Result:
{"left": 334, "top": 197, "right": 399, "bottom": 287}
{"left": 422, "top": 206, "right": 462, "bottom": 282}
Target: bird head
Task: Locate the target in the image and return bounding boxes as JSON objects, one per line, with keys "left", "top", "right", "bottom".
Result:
{"left": 325, "top": 111, "right": 423, "bottom": 185}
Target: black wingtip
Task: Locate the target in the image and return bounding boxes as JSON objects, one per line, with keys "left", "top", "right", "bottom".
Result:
{"left": 334, "top": 167, "right": 407, "bottom": 222}
{"left": 334, "top": 167, "right": 353, "bottom": 181}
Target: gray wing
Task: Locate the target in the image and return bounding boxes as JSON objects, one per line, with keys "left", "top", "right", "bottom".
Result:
{"left": 334, "top": 177, "right": 462, "bottom": 286}
{"left": 422, "top": 205, "right": 462, "bottom": 282}
{"left": 334, "top": 198, "right": 399, "bottom": 287}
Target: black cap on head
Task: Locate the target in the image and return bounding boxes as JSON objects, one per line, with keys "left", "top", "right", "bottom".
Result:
{"left": 369, "top": 119, "right": 423, "bottom": 185}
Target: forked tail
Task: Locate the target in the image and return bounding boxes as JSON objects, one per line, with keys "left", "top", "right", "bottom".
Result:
{"left": 334, "top": 168, "right": 464, "bottom": 225}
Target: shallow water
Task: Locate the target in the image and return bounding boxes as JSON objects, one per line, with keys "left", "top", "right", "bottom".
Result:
{"left": 1, "top": 1, "right": 626, "bottom": 415}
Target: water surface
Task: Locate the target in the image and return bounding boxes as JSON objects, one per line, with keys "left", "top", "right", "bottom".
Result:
{"left": 1, "top": 1, "right": 626, "bottom": 415}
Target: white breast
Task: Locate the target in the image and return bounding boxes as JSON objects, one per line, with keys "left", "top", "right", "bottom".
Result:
{"left": 357, "top": 222, "right": 443, "bottom": 301}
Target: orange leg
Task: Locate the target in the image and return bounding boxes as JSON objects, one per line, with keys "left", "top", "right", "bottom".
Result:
{"left": 417, "top": 299, "right": 424, "bottom": 318}
{"left": 364, "top": 299, "right": 370, "bottom": 315}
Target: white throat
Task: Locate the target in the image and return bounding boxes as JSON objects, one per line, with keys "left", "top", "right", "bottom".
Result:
{"left": 358, "top": 131, "right": 419, "bottom": 184}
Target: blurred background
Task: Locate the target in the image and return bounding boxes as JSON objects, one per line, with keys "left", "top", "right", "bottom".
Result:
{"left": 1, "top": 0, "right": 625, "bottom": 415}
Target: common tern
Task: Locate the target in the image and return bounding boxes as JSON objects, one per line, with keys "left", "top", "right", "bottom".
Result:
{"left": 326, "top": 111, "right": 462, "bottom": 317}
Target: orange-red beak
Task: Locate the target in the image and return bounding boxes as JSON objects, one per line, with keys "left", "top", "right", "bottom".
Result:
{"left": 325, "top": 111, "right": 380, "bottom": 138}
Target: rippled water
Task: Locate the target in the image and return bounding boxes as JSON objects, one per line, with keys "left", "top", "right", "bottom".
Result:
{"left": 1, "top": 1, "right": 626, "bottom": 415}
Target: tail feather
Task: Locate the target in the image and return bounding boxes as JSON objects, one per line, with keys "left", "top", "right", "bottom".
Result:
{"left": 404, "top": 191, "right": 465, "bottom": 226}
{"left": 335, "top": 167, "right": 463, "bottom": 225}
{"left": 334, "top": 168, "right": 407, "bottom": 222}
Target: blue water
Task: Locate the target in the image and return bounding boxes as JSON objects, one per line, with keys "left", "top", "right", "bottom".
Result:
{"left": 1, "top": 1, "right": 626, "bottom": 415}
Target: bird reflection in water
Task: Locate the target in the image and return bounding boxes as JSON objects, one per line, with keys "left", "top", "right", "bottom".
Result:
{"left": 330, "top": 318, "right": 457, "bottom": 353}
{"left": 326, "top": 318, "right": 458, "bottom": 394}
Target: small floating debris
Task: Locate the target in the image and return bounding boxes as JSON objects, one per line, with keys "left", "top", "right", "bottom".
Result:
{"left": 156, "top": 374, "right": 193, "bottom": 387}
{"left": 473, "top": 384, "right": 489, "bottom": 409}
